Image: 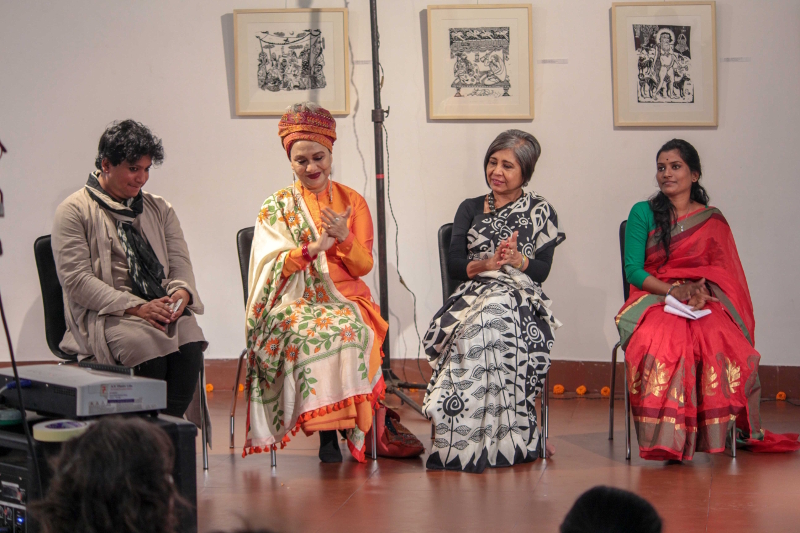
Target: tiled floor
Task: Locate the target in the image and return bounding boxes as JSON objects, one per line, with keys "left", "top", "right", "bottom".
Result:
{"left": 197, "top": 388, "right": 800, "bottom": 533}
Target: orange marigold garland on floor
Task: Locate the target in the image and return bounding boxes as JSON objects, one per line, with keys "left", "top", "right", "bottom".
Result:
{"left": 553, "top": 384, "right": 565, "bottom": 394}
{"left": 576, "top": 385, "right": 587, "bottom": 396}
{"left": 777, "top": 391, "right": 787, "bottom": 401}
{"left": 600, "top": 386, "right": 611, "bottom": 397}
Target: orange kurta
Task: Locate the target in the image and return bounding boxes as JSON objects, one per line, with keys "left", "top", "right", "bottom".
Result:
{"left": 282, "top": 181, "right": 387, "bottom": 433}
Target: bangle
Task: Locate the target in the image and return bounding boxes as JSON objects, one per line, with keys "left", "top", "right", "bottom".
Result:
{"left": 515, "top": 255, "right": 525, "bottom": 270}
{"left": 666, "top": 285, "right": 675, "bottom": 298}
{"left": 301, "top": 243, "right": 317, "bottom": 262}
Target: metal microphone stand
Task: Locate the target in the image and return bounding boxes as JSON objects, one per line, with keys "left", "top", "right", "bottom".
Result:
{"left": 368, "top": 0, "right": 426, "bottom": 416}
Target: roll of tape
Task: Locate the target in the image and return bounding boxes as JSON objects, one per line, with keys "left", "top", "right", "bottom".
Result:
{"left": 33, "top": 420, "right": 91, "bottom": 442}
{"left": 0, "top": 406, "right": 22, "bottom": 426}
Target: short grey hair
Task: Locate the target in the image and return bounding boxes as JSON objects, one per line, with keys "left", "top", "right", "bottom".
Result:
{"left": 285, "top": 101, "right": 324, "bottom": 114}
{"left": 483, "top": 129, "right": 542, "bottom": 187}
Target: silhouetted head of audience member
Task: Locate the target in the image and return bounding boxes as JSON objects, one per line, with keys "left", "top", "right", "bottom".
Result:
{"left": 32, "top": 416, "right": 185, "bottom": 533}
{"left": 560, "top": 485, "right": 663, "bottom": 533}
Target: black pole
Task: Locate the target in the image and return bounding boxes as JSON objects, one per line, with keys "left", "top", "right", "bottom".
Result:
{"left": 369, "top": 0, "right": 391, "bottom": 371}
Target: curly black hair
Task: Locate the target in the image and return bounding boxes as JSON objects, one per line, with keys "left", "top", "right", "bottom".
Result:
{"left": 31, "top": 417, "right": 186, "bottom": 533}
{"left": 95, "top": 119, "right": 164, "bottom": 170}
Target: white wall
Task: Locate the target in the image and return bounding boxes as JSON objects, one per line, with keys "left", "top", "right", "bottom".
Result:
{"left": 1, "top": 0, "right": 798, "bottom": 366}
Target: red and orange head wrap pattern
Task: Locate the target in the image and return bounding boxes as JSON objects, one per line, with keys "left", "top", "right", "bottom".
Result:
{"left": 278, "top": 106, "right": 337, "bottom": 158}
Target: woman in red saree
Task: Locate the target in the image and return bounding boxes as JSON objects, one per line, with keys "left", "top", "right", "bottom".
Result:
{"left": 617, "top": 139, "right": 799, "bottom": 460}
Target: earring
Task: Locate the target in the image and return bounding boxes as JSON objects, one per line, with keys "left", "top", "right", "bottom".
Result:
{"left": 328, "top": 172, "right": 333, "bottom": 202}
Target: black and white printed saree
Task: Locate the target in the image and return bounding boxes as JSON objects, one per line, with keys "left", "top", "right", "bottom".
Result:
{"left": 423, "top": 192, "right": 564, "bottom": 473}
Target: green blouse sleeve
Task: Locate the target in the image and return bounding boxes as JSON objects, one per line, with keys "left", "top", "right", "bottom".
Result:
{"left": 624, "top": 201, "right": 655, "bottom": 290}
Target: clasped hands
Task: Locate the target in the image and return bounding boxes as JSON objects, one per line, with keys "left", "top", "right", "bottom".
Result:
{"left": 307, "top": 206, "right": 352, "bottom": 257}
{"left": 488, "top": 231, "right": 526, "bottom": 271}
{"left": 126, "top": 288, "right": 190, "bottom": 331}
{"left": 670, "top": 278, "right": 719, "bottom": 310}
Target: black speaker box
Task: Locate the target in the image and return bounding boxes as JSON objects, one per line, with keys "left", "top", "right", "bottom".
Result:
{"left": 0, "top": 413, "right": 197, "bottom": 533}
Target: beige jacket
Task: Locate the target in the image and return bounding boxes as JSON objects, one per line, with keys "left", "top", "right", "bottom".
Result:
{"left": 52, "top": 188, "right": 204, "bottom": 364}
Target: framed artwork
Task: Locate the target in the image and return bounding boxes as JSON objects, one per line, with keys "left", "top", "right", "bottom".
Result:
{"left": 427, "top": 4, "right": 533, "bottom": 120}
{"left": 233, "top": 8, "right": 350, "bottom": 116}
{"left": 611, "top": 1, "right": 717, "bottom": 127}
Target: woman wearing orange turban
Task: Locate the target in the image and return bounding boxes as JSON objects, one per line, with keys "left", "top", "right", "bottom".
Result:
{"left": 243, "top": 102, "right": 387, "bottom": 463}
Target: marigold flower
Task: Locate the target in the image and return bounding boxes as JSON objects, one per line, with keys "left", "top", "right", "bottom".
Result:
{"left": 553, "top": 384, "right": 565, "bottom": 394}
{"left": 340, "top": 325, "right": 355, "bottom": 342}
{"left": 279, "top": 313, "right": 298, "bottom": 332}
{"left": 285, "top": 345, "right": 300, "bottom": 363}
{"left": 266, "top": 338, "right": 281, "bottom": 356}
{"left": 257, "top": 206, "right": 270, "bottom": 225}
{"left": 314, "top": 316, "right": 333, "bottom": 330}
{"left": 285, "top": 211, "right": 301, "bottom": 228}
{"left": 777, "top": 391, "right": 787, "bottom": 401}
{"left": 315, "top": 287, "right": 330, "bottom": 303}
{"left": 576, "top": 385, "right": 587, "bottom": 396}
{"left": 205, "top": 383, "right": 214, "bottom": 392}
{"left": 600, "top": 386, "right": 611, "bottom": 397}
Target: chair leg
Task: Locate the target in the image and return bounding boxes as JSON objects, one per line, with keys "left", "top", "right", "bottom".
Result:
{"left": 609, "top": 342, "right": 620, "bottom": 440}
{"left": 539, "top": 372, "right": 549, "bottom": 459}
{"left": 270, "top": 447, "right": 277, "bottom": 467}
{"left": 731, "top": 424, "right": 737, "bottom": 458}
{"left": 229, "top": 349, "right": 246, "bottom": 449}
{"left": 624, "top": 369, "right": 631, "bottom": 461}
{"left": 199, "top": 367, "right": 209, "bottom": 471}
{"left": 371, "top": 412, "right": 378, "bottom": 460}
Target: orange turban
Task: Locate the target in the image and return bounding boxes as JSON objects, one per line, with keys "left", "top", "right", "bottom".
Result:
{"left": 278, "top": 106, "right": 337, "bottom": 158}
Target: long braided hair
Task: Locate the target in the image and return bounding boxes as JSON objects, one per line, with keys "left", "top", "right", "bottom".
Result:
{"left": 650, "top": 139, "right": 710, "bottom": 266}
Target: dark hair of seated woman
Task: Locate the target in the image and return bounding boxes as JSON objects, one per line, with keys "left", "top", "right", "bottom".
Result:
{"left": 560, "top": 485, "right": 662, "bottom": 533}
{"left": 31, "top": 416, "right": 186, "bottom": 533}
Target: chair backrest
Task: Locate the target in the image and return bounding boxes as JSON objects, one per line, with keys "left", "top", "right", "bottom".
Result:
{"left": 33, "top": 235, "right": 75, "bottom": 361}
{"left": 619, "top": 220, "right": 630, "bottom": 301}
{"left": 437, "top": 223, "right": 458, "bottom": 304}
{"left": 236, "top": 227, "right": 255, "bottom": 308}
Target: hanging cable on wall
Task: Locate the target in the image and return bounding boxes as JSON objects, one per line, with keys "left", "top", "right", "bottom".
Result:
{"left": 381, "top": 121, "right": 425, "bottom": 383}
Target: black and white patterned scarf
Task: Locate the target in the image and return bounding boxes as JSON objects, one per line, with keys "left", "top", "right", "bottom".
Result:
{"left": 85, "top": 172, "right": 168, "bottom": 301}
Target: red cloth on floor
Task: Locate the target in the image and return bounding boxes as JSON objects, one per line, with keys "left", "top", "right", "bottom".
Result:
{"left": 742, "top": 430, "right": 800, "bottom": 453}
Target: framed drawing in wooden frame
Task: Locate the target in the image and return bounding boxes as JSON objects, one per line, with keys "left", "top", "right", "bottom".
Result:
{"left": 234, "top": 8, "right": 350, "bottom": 116}
{"left": 427, "top": 4, "right": 533, "bottom": 120}
{"left": 611, "top": 1, "right": 717, "bottom": 127}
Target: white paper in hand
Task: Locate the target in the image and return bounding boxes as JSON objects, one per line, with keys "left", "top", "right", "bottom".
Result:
{"left": 664, "top": 295, "right": 711, "bottom": 320}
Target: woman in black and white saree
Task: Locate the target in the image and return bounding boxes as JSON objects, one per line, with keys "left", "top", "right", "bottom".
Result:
{"left": 423, "top": 130, "right": 565, "bottom": 473}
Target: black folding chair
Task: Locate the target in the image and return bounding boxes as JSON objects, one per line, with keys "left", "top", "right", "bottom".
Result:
{"left": 229, "top": 227, "right": 279, "bottom": 465}
{"left": 607, "top": 221, "right": 632, "bottom": 460}
{"left": 608, "top": 221, "right": 736, "bottom": 460}
{"left": 437, "top": 223, "right": 550, "bottom": 459}
{"left": 34, "top": 235, "right": 211, "bottom": 469}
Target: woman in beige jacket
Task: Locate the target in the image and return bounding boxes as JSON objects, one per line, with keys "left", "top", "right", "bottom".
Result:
{"left": 52, "top": 120, "right": 206, "bottom": 417}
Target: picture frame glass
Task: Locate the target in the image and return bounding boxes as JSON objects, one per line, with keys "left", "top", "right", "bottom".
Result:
{"left": 612, "top": 2, "right": 717, "bottom": 127}
{"left": 428, "top": 6, "right": 532, "bottom": 120}
{"left": 235, "top": 9, "right": 349, "bottom": 116}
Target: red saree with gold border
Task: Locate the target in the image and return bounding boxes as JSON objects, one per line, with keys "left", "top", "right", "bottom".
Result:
{"left": 616, "top": 207, "right": 762, "bottom": 460}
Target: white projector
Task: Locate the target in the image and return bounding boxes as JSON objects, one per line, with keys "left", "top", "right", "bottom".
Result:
{"left": 0, "top": 364, "right": 167, "bottom": 418}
